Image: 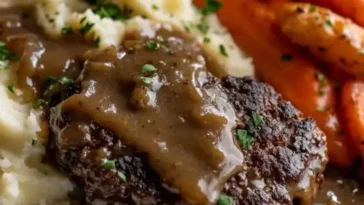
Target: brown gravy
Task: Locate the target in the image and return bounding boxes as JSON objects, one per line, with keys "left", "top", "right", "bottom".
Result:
{"left": 52, "top": 31, "right": 243, "bottom": 204}
{"left": 0, "top": 7, "right": 363, "bottom": 205}
{"left": 314, "top": 167, "right": 364, "bottom": 205}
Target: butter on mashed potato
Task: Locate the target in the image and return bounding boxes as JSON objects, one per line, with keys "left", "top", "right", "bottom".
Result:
{"left": 0, "top": 0, "right": 254, "bottom": 204}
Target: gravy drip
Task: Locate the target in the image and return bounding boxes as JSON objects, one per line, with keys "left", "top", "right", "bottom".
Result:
{"left": 51, "top": 31, "right": 244, "bottom": 204}
{"left": 0, "top": 8, "right": 89, "bottom": 102}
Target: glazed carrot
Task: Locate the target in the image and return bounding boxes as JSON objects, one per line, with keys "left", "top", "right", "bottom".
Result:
{"left": 341, "top": 81, "right": 364, "bottom": 161}
{"left": 276, "top": 3, "right": 364, "bottom": 77}
{"left": 194, "top": 0, "right": 357, "bottom": 167}
{"left": 307, "top": 0, "right": 364, "bottom": 27}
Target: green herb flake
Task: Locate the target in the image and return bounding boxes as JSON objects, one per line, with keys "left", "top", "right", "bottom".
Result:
{"left": 360, "top": 50, "right": 364, "bottom": 56}
{"left": 219, "top": 44, "right": 228, "bottom": 57}
{"left": 141, "top": 76, "right": 153, "bottom": 85}
{"left": 7, "top": 84, "right": 15, "bottom": 94}
{"left": 236, "top": 129, "right": 254, "bottom": 149}
{"left": 0, "top": 60, "right": 9, "bottom": 70}
{"left": 152, "top": 4, "right": 159, "bottom": 10}
{"left": 184, "top": 25, "right": 190, "bottom": 32}
{"left": 281, "top": 53, "right": 293, "bottom": 61}
{"left": 103, "top": 160, "right": 116, "bottom": 169}
{"left": 59, "top": 77, "right": 74, "bottom": 85}
{"left": 141, "top": 64, "right": 157, "bottom": 73}
{"left": 80, "top": 16, "right": 87, "bottom": 24}
{"left": 145, "top": 41, "right": 160, "bottom": 51}
{"left": 94, "top": 3, "right": 131, "bottom": 21}
{"left": 0, "top": 41, "right": 20, "bottom": 61}
{"left": 253, "top": 112, "right": 262, "bottom": 127}
{"left": 80, "top": 22, "right": 94, "bottom": 34}
{"left": 94, "top": 37, "right": 101, "bottom": 48}
{"left": 46, "top": 76, "right": 58, "bottom": 86}
{"left": 201, "top": 0, "right": 223, "bottom": 16}
{"left": 197, "top": 21, "right": 210, "bottom": 34}
{"left": 61, "top": 26, "right": 73, "bottom": 35}
{"left": 324, "top": 19, "right": 333, "bottom": 27}
{"left": 316, "top": 106, "right": 325, "bottom": 112}
{"left": 203, "top": 37, "right": 211, "bottom": 43}
{"left": 31, "top": 139, "right": 38, "bottom": 146}
{"left": 309, "top": 5, "right": 317, "bottom": 12}
{"left": 317, "top": 73, "right": 326, "bottom": 96}
{"left": 33, "top": 99, "right": 47, "bottom": 109}
{"left": 218, "top": 194, "right": 233, "bottom": 205}
{"left": 118, "top": 171, "right": 127, "bottom": 182}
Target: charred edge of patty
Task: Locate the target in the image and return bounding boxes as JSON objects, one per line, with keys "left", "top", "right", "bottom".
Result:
{"left": 221, "top": 76, "right": 327, "bottom": 205}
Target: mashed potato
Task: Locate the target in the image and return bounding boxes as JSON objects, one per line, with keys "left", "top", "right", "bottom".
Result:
{"left": 0, "top": 0, "right": 254, "bottom": 204}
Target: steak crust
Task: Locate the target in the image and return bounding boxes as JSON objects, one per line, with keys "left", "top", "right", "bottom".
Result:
{"left": 48, "top": 76, "right": 327, "bottom": 205}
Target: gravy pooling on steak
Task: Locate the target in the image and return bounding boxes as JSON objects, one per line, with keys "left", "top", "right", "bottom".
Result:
{"left": 51, "top": 31, "right": 244, "bottom": 203}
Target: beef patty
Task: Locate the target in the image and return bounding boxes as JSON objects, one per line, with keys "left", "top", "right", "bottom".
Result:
{"left": 44, "top": 29, "right": 327, "bottom": 205}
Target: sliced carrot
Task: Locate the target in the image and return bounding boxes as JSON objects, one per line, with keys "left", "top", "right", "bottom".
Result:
{"left": 306, "top": 0, "right": 364, "bottom": 27}
{"left": 194, "top": 0, "right": 358, "bottom": 167}
{"left": 341, "top": 81, "right": 364, "bottom": 162}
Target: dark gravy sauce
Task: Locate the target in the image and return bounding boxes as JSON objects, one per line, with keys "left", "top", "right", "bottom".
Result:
{"left": 0, "top": 7, "right": 363, "bottom": 205}
{"left": 0, "top": 8, "right": 243, "bottom": 204}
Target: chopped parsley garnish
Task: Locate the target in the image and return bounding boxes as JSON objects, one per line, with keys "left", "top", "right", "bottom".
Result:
{"left": 203, "top": 37, "right": 211, "bottom": 43}
{"left": 80, "top": 16, "right": 87, "bottom": 24}
{"left": 94, "top": 3, "right": 132, "bottom": 20}
{"left": 46, "top": 76, "right": 59, "bottom": 86}
{"left": 253, "top": 112, "right": 262, "bottom": 127}
{"left": 31, "top": 139, "right": 38, "bottom": 146}
{"left": 317, "top": 73, "right": 326, "bottom": 96}
{"left": 7, "top": 84, "right": 15, "bottom": 94}
{"left": 80, "top": 22, "right": 94, "bottom": 34}
{"left": 360, "top": 50, "right": 364, "bottom": 56}
{"left": 197, "top": 21, "right": 210, "bottom": 34}
{"left": 118, "top": 171, "right": 127, "bottom": 182}
{"left": 45, "top": 76, "right": 74, "bottom": 95}
{"left": 103, "top": 160, "right": 116, "bottom": 169}
{"left": 281, "top": 53, "right": 293, "bottom": 61}
{"left": 219, "top": 44, "right": 228, "bottom": 57}
{"left": 218, "top": 194, "right": 233, "bottom": 205}
{"left": 33, "top": 98, "right": 47, "bottom": 109}
{"left": 61, "top": 26, "right": 73, "bottom": 35}
{"left": 94, "top": 37, "right": 101, "bottom": 48}
{"left": 309, "top": 5, "right": 317, "bottom": 12}
{"left": 236, "top": 129, "right": 254, "bottom": 149}
{"left": 316, "top": 106, "right": 325, "bottom": 112}
{"left": 141, "top": 76, "right": 153, "bottom": 85}
{"left": 0, "top": 41, "right": 20, "bottom": 61}
{"left": 183, "top": 25, "right": 190, "bottom": 32}
{"left": 141, "top": 64, "right": 157, "bottom": 73}
{"left": 145, "top": 41, "right": 160, "bottom": 51}
{"left": 200, "top": 0, "right": 223, "bottom": 16}
{"left": 324, "top": 19, "right": 333, "bottom": 27}
{"left": 59, "top": 76, "right": 74, "bottom": 85}
{"left": 152, "top": 4, "right": 159, "bottom": 10}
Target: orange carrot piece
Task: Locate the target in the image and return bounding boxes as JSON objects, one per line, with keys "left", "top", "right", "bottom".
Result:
{"left": 194, "top": 0, "right": 358, "bottom": 167}
{"left": 341, "top": 81, "right": 364, "bottom": 162}
{"left": 307, "top": 0, "right": 364, "bottom": 27}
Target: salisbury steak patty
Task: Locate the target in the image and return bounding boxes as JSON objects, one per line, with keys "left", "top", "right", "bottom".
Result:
{"left": 47, "top": 30, "right": 327, "bottom": 205}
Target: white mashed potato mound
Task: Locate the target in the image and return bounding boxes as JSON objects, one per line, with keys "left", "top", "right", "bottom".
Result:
{"left": 0, "top": 0, "right": 255, "bottom": 204}
{"left": 0, "top": 68, "right": 74, "bottom": 205}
